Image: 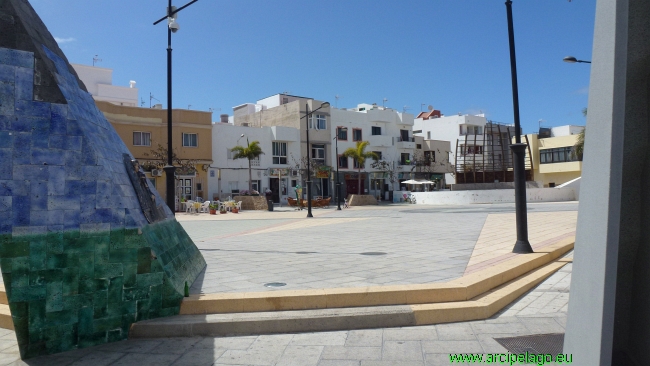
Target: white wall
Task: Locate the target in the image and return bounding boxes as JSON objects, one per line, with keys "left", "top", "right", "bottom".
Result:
{"left": 402, "top": 187, "right": 576, "bottom": 205}
{"left": 551, "top": 125, "right": 585, "bottom": 137}
{"left": 71, "top": 63, "right": 138, "bottom": 107}
{"left": 209, "top": 123, "right": 300, "bottom": 202}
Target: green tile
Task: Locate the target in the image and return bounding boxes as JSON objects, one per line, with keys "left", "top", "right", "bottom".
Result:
{"left": 108, "top": 248, "right": 137, "bottom": 264}
{"left": 136, "top": 272, "right": 163, "bottom": 287}
{"left": 93, "top": 290, "right": 107, "bottom": 319}
{"left": 94, "top": 263, "right": 122, "bottom": 279}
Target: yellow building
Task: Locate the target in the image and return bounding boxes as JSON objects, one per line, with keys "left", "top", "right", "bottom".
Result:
{"left": 95, "top": 101, "right": 213, "bottom": 202}
{"left": 524, "top": 125, "right": 584, "bottom": 187}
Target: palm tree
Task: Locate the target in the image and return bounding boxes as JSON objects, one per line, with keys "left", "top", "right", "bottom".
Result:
{"left": 231, "top": 139, "right": 264, "bottom": 192}
{"left": 342, "top": 141, "right": 378, "bottom": 195}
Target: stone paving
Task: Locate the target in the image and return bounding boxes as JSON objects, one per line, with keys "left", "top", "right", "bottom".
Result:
{"left": 180, "top": 203, "right": 578, "bottom": 295}
{"left": 1, "top": 262, "right": 573, "bottom": 365}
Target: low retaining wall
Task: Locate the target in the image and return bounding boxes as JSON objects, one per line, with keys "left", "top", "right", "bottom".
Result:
{"left": 452, "top": 181, "right": 542, "bottom": 191}
{"left": 408, "top": 187, "right": 577, "bottom": 205}
{"left": 233, "top": 196, "right": 269, "bottom": 210}
{"left": 348, "top": 194, "right": 378, "bottom": 206}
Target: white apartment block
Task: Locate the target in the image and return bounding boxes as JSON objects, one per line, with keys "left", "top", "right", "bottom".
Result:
{"left": 330, "top": 104, "right": 416, "bottom": 199}
{"left": 71, "top": 63, "right": 139, "bottom": 107}
{"left": 209, "top": 123, "right": 301, "bottom": 204}
{"left": 414, "top": 113, "right": 515, "bottom": 184}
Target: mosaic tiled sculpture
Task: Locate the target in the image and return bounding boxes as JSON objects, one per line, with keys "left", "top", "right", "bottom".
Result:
{"left": 0, "top": 0, "right": 206, "bottom": 359}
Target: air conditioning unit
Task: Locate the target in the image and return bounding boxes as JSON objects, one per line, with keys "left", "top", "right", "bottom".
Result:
{"left": 291, "top": 170, "right": 299, "bottom": 177}
{"left": 151, "top": 169, "right": 163, "bottom": 177}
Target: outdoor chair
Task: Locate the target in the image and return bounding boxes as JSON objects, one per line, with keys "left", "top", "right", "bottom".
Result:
{"left": 236, "top": 201, "right": 242, "bottom": 210}
{"left": 185, "top": 200, "right": 195, "bottom": 213}
{"left": 199, "top": 201, "right": 210, "bottom": 213}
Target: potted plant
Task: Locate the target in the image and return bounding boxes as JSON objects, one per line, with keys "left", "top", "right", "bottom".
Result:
{"left": 209, "top": 202, "right": 218, "bottom": 215}
{"left": 251, "top": 190, "right": 260, "bottom": 196}
{"left": 240, "top": 189, "right": 250, "bottom": 196}
{"left": 219, "top": 206, "right": 227, "bottom": 214}
{"left": 232, "top": 206, "right": 239, "bottom": 214}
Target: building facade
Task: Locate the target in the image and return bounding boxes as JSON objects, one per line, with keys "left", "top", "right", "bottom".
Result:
{"left": 209, "top": 123, "right": 301, "bottom": 204}
{"left": 95, "top": 101, "right": 213, "bottom": 204}
{"left": 523, "top": 125, "right": 584, "bottom": 187}
{"left": 71, "top": 63, "right": 138, "bottom": 106}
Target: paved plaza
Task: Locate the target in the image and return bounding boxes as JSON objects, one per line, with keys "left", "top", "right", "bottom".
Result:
{"left": 0, "top": 202, "right": 578, "bottom": 365}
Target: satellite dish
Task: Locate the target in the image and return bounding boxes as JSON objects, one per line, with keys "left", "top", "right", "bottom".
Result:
{"left": 427, "top": 105, "right": 433, "bottom": 111}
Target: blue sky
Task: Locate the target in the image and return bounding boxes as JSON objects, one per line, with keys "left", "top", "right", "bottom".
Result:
{"left": 31, "top": 0, "right": 594, "bottom": 134}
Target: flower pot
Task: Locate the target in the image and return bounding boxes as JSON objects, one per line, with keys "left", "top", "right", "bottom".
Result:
{"left": 232, "top": 208, "right": 239, "bottom": 213}
{"left": 209, "top": 209, "right": 217, "bottom": 215}
{"left": 220, "top": 210, "right": 227, "bottom": 214}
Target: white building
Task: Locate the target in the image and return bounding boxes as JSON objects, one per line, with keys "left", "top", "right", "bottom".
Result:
{"left": 330, "top": 104, "right": 415, "bottom": 199}
{"left": 71, "top": 63, "right": 138, "bottom": 106}
{"left": 413, "top": 113, "right": 515, "bottom": 184}
{"left": 209, "top": 123, "right": 301, "bottom": 205}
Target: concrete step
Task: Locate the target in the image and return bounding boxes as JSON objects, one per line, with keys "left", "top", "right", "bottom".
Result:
{"left": 0, "top": 304, "right": 13, "bottom": 330}
{"left": 178, "top": 237, "right": 574, "bottom": 316}
{"left": 129, "top": 260, "right": 567, "bottom": 338}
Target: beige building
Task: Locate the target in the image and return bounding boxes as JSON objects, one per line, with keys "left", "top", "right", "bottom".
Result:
{"left": 523, "top": 125, "right": 584, "bottom": 187}
{"left": 96, "top": 101, "right": 213, "bottom": 202}
{"left": 412, "top": 136, "right": 454, "bottom": 189}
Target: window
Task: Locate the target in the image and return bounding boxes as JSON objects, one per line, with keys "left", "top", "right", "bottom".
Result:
{"left": 337, "top": 127, "right": 348, "bottom": 140}
{"left": 227, "top": 148, "right": 235, "bottom": 159}
{"left": 416, "top": 144, "right": 422, "bottom": 149}
{"left": 353, "top": 129, "right": 362, "bottom": 141}
{"left": 228, "top": 181, "right": 239, "bottom": 194}
{"left": 309, "top": 114, "right": 327, "bottom": 130}
{"left": 540, "top": 147, "right": 576, "bottom": 164}
{"left": 282, "top": 97, "right": 289, "bottom": 104}
{"left": 427, "top": 131, "right": 431, "bottom": 139}
{"left": 424, "top": 151, "right": 435, "bottom": 163}
{"left": 338, "top": 155, "right": 348, "bottom": 168}
{"left": 400, "top": 153, "right": 410, "bottom": 165}
{"left": 133, "top": 131, "right": 151, "bottom": 146}
{"left": 372, "top": 126, "right": 382, "bottom": 135}
{"left": 353, "top": 159, "right": 364, "bottom": 169}
{"left": 178, "top": 178, "right": 193, "bottom": 200}
{"left": 373, "top": 151, "right": 382, "bottom": 161}
{"left": 182, "top": 133, "right": 198, "bottom": 147}
{"left": 272, "top": 142, "right": 287, "bottom": 164}
{"left": 251, "top": 180, "right": 261, "bottom": 191}
{"left": 311, "top": 144, "right": 325, "bottom": 164}
{"left": 461, "top": 145, "right": 483, "bottom": 155}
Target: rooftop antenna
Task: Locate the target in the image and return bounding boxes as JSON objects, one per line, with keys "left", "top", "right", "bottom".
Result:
{"left": 335, "top": 95, "right": 343, "bottom": 108}
{"left": 208, "top": 107, "right": 221, "bottom": 113}
{"left": 538, "top": 119, "right": 546, "bottom": 129}
{"left": 140, "top": 98, "right": 145, "bottom": 107}
{"left": 428, "top": 105, "right": 434, "bottom": 111}
{"left": 149, "top": 93, "right": 160, "bottom": 108}
{"left": 421, "top": 103, "right": 426, "bottom": 111}
{"left": 382, "top": 98, "right": 388, "bottom": 108}
{"left": 403, "top": 106, "right": 411, "bottom": 113}
{"left": 187, "top": 104, "right": 192, "bottom": 110}
{"left": 92, "top": 55, "right": 102, "bottom": 67}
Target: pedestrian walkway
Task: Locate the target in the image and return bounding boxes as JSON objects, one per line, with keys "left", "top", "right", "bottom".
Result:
{"left": 2, "top": 262, "right": 573, "bottom": 365}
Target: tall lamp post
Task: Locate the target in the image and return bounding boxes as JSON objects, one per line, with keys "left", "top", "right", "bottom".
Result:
{"left": 333, "top": 127, "right": 348, "bottom": 210}
{"left": 300, "top": 101, "right": 330, "bottom": 218}
{"left": 505, "top": 0, "right": 533, "bottom": 253}
{"left": 153, "top": 0, "right": 199, "bottom": 215}
{"left": 563, "top": 56, "right": 591, "bottom": 64}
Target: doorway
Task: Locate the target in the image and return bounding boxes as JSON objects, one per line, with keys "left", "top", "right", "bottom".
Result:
{"left": 270, "top": 178, "right": 280, "bottom": 203}
{"left": 345, "top": 179, "right": 365, "bottom": 195}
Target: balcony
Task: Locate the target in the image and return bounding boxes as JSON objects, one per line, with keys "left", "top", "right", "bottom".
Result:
{"left": 395, "top": 136, "right": 415, "bottom": 149}
{"left": 368, "top": 135, "right": 393, "bottom": 147}
{"left": 366, "top": 109, "right": 396, "bottom": 123}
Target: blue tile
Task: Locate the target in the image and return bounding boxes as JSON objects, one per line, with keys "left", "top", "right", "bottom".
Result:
{"left": 31, "top": 149, "right": 65, "bottom": 166}
{"left": 0, "top": 131, "right": 13, "bottom": 148}
{"left": 0, "top": 64, "right": 14, "bottom": 82}
{"left": 12, "top": 133, "right": 31, "bottom": 164}
{"left": 65, "top": 180, "right": 96, "bottom": 195}
{"left": 15, "top": 100, "right": 50, "bottom": 118}
{"left": 65, "top": 136, "right": 82, "bottom": 151}
{"left": 0, "top": 196, "right": 10, "bottom": 212}
{"left": 0, "top": 115, "right": 10, "bottom": 130}
{"left": 0, "top": 81, "right": 14, "bottom": 98}
{"left": 29, "top": 210, "right": 48, "bottom": 227}
{"left": 49, "top": 134, "right": 66, "bottom": 149}
{"left": 0, "top": 48, "right": 33, "bottom": 68}
{"left": 0, "top": 180, "right": 29, "bottom": 196}
{"left": 49, "top": 111, "right": 67, "bottom": 135}
{"left": 31, "top": 124, "right": 50, "bottom": 149}
{"left": 12, "top": 196, "right": 30, "bottom": 226}
{"left": 0, "top": 149, "right": 11, "bottom": 179}
{"left": 13, "top": 165, "right": 47, "bottom": 181}
{"left": 47, "top": 166, "right": 66, "bottom": 196}
{"left": 10, "top": 115, "right": 31, "bottom": 132}
{"left": 14, "top": 67, "right": 33, "bottom": 101}
{"left": 0, "top": 92, "right": 14, "bottom": 116}
{"left": 47, "top": 195, "right": 80, "bottom": 211}
{"left": 63, "top": 210, "right": 80, "bottom": 230}
{"left": 30, "top": 180, "right": 48, "bottom": 209}
{"left": 47, "top": 210, "right": 64, "bottom": 225}
{"left": 66, "top": 119, "right": 82, "bottom": 136}
{"left": 65, "top": 164, "right": 82, "bottom": 180}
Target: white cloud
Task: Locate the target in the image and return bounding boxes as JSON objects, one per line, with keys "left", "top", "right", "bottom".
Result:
{"left": 54, "top": 37, "right": 76, "bottom": 44}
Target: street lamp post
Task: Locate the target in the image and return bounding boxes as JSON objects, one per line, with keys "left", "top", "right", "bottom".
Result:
{"left": 153, "top": 0, "right": 199, "bottom": 215}
{"left": 300, "top": 101, "right": 330, "bottom": 218}
{"left": 505, "top": 0, "right": 533, "bottom": 254}
{"left": 563, "top": 56, "right": 591, "bottom": 64}
{"left": 334, "top": 127, "right": 348, "bottom": 210}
